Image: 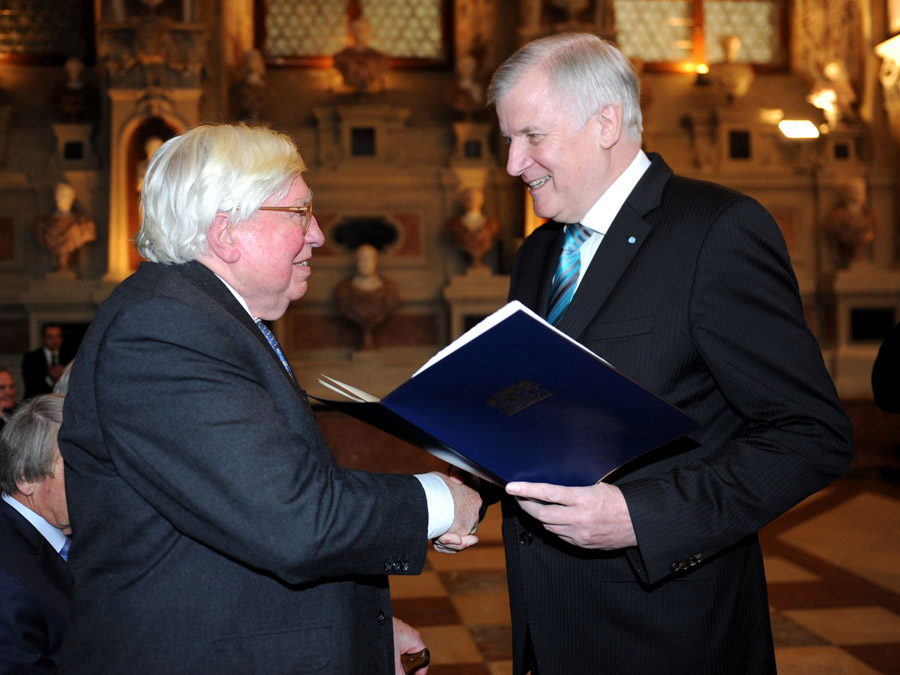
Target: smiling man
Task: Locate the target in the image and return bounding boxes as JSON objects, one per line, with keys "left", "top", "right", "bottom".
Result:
{"left": 484, "top": 33, "right": 852, "bottom": 675}
{"left": 57, "top": 123, "right": 480, "bottom": 674}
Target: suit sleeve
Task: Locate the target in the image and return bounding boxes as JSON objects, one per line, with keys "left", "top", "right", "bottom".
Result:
{"left": 89, "top": 296, "right": 428, "bottom": 586}
{"left": 0, "top": 571, "right": 59, "bottom": 674}
{"left": 620, "top": 198, "right": 853, "bottom": 584}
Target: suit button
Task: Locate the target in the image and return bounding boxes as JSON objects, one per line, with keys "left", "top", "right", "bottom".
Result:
{"left": 401, "top": 561, "right": 410, "bottom": 571}
{"left": 377, "top": 610, "right": 386, "bottom": 625}
{"left": 392, "top": 561, "right": 402, "bottom": 571}
{"left": 670, "top": 562, "right": 679, "bottom": 572}
{"left": 384, "top": 562, "right": 392, "bottom": 572}
{"left": 519, "top": 532, "right": 533, "bottom": 546}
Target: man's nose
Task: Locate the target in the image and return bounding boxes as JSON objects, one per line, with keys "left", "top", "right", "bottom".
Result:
{"left": 306, "top": 215, "right": 326, "bottom": 247}
{"left": 506, "top": 140, "right": 530, "bottom": 177}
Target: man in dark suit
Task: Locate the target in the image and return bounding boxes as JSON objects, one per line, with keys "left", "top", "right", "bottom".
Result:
{"left": 483, "top": 33, "right": 853, "bottom": 674}
{"left": 0, "top": 393, "right": 72, "bottom": 673}
{"left": 22, "top": 324, "right": 70, "bottom": 400}
{"left": 58, "top": 124, "right": 480, "bottom": 674}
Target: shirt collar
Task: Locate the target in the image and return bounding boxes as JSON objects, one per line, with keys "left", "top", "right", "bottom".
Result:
{"left": 2, "top": 492, "right": 68, "bottom": 553}
{"left": 213, "top": 273, "right": 255, "bottom": 320}
{"left": 580, "top": 149, "right": 651, "bottom": 236}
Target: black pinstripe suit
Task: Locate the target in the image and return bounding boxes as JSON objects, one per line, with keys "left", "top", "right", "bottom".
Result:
{"left": 503, "top": 154, "right": 853, "bottom": 674}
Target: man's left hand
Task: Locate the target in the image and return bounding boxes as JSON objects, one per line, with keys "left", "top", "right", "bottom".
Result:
{"left": 505, "top": 481, "right": 637, "bottom": 549}
{"left": 392, "top": 617, "right": 429, "bottom": 674}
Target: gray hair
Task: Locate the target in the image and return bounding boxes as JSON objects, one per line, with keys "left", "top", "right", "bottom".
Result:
{"left": 135, "top": 124, "right": 307, "bottom": 264}
{"left": 486, "top": 32, "right": 643, "bottom": 141}
{"left": 0, "top": 393, "right": 64, "bottom": 495}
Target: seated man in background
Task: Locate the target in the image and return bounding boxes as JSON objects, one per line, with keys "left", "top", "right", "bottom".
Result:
{"left": 0, "top": 393, "right": 71, "bottom": 673}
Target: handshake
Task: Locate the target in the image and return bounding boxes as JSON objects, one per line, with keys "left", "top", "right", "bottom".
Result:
{"left": 431, "top": 469, "right": 483, "bottom": 554}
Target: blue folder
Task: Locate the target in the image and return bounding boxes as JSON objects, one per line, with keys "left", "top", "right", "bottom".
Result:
{"left": 314, "top": 302, "right": 700, "bottom": 487}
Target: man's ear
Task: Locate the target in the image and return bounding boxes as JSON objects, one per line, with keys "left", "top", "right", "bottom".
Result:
{"left": 596, "top": 103, "right": 623, "bottom": 149}
{"left": 206, "top": 213, "right": 241, "bottom": 264}
{"left": 15, "top": 479, "right": 35, "bottom": 497}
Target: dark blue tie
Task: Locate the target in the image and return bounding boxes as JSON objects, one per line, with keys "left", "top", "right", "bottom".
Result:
{"left": 546, "top": 223, "right": 592, "bottom": 325}
{"left": 255, "top": 319, "right": 294, "bottom": 378}
{"left": 60, "top": 536, "right": 70, "bottom": 562}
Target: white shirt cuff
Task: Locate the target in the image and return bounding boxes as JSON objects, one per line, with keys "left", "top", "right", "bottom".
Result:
{"left": 415, "top": 473, "right": 454, "bottom": 539}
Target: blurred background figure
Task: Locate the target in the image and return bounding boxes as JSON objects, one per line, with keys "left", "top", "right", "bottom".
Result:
{"left": 22, "top": 324, "right": 72, "bottom": 400}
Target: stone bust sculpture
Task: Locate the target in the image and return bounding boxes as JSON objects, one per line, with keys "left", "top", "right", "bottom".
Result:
{"left": 232, "top": 48, "right": 267, "bottom": 121}
{"left": 335, "top": 244, "right": 401, "bottom": 351}
{"left": 52, "top": 57, "right": 99, "bottom": 122}
{"left": 445, "top": 53, "right": 484, "bottom": 119}
{"left": 824, "top": 176, "right": 879, "bottom": 269}
{"left": 136, "top": 135, "right": 164, "bottom": 191}
{"left": 708, "top": 35, "right": 754, "bottom": 103}
{"left": 445, "top": 187, "right": 501, "bottom": 270}
{"left": 35, "top": 182, "right": 96, "bottom": 276}
{"left": 333, "top": 18, "right": 388, "bottom": 96}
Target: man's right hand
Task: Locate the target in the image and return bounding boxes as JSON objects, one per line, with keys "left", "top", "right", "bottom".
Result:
{"left": 432, "top": 472, "right": 481, "bottom": 554}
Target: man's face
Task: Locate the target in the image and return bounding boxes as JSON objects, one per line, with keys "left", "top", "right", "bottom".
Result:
{"left": 42, "top": 326, "right": 63, "bottom": 352}
{"left": 496, "top": 69, "right": 610, "bottom": 225}
{"left": 30, "top": 443, "right": 70, "bottom": 535}
{"left": 0, "top": 371, "right": 15, "bottom": 411}
{"left": 228, "top": 176, "right": 325, "bottom": 321}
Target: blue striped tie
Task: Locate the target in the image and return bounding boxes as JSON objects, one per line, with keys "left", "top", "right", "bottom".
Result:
{"left": 255, "top": 319, "right": 294, "bottom": 378}
{"left": 546, "top": 223, "right": 592, "bottom": 325}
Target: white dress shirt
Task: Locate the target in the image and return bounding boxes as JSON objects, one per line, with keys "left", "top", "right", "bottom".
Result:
{"left": 574, "top": 149, "right": 652, "bottom": 291}
{"left": 2, "top": 492, "right": 68, "bottom": 555}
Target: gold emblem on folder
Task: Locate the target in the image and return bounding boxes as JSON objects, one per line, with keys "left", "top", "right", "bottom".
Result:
{"left": 486, "top": 380, "right": 552, "bottom": 416}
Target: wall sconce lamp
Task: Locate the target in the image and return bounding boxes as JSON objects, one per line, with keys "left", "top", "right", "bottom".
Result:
{"left": 778, "top": 120, "right": 820, "bottom": 140}
{"left": 694, "top": 63, "right": 710, "bottom": 86}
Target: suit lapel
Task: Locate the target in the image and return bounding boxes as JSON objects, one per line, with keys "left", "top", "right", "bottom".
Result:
{"left": 556, "top": 154, "right": 673, "bottom": 339}
{"left": 1, "top": 500, "right": 72, "bottom": 595}
{"left": 509, "top": 221, "right": 565, "bottom": 315}
{"left": 174, "top": 261, "right": 308, "bottom": 401}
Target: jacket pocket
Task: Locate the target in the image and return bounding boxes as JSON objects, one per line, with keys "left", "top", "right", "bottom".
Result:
{"left": 215, "top": 625, "right": 331, "bottom": 673}
{"left": 582, "top": 316, "right": 654, "bottom": 341}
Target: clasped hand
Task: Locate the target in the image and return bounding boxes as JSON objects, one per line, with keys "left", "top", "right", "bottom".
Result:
{"left": 432, "top": 471, "right": 481, "bottom": 554}
{"left": 506, "top": 480, "right": 637, "bottom": 550}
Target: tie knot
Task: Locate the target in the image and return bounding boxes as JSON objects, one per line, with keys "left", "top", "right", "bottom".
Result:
{"left": 565, "top": 223, "right": 592, "bottom": 251}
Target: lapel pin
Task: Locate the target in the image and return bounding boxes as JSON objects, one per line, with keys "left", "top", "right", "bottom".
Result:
{"left": 628, "top": 236, "right": 637, "bottom": 244}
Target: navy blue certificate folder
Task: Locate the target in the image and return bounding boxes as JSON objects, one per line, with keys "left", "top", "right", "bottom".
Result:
{"left": 314, "top": 301, "right": 700, "bottom": 487}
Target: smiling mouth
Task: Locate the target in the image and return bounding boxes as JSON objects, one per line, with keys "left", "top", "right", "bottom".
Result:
{"left": 295, "top": 261, "right": 309, "bottom": 267}
{"left": 528, "top": 176, "right": 550, "bottom": 190}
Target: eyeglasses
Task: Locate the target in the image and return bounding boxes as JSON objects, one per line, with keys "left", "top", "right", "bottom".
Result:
{"left": 258, "top": 199, "right": 313, "bottom": 234}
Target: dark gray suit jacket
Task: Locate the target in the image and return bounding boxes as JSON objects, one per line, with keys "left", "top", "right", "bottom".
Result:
{"left": 503, "top": 154, "right": 853, "bottom": 674}
{"left": 0, "top": 498, "right": 72, "bottom": 673}
{"left": 58, "top": 261, "right": 428, "bottom": 674}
